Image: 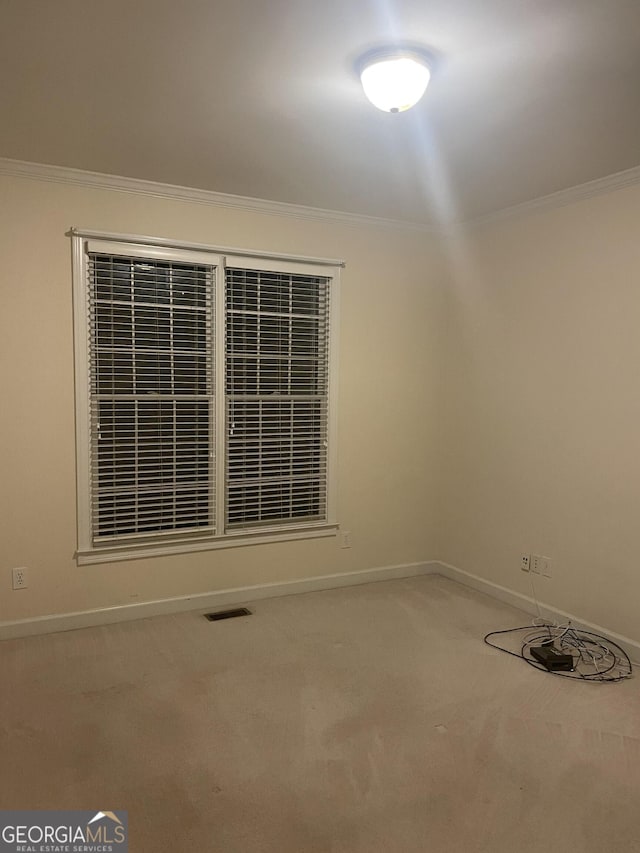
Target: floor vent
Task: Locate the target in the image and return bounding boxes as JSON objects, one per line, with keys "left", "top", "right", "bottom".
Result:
{"left": 204, "top": 607, "right": 252, "bottom": 622}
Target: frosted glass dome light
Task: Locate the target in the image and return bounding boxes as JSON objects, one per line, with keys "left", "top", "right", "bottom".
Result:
{"left": 359, "top": 49, "right": 431, "bottom": 113}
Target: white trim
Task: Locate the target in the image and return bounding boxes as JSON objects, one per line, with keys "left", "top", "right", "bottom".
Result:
{"left": 76, "top": 228, "right": 345, "bottom": 269}
{"left": 71, "top": 235, "right": 92, "bottom": 553}
{"left": 225, "top": 256, "right": 340, "bottom": 278}
{"left": 326, "top": 267, "right": 340, "bottom": 525}
{"left": 74, "top": 232, "right": 340, "bottom": 563}
{"left": 432, "top": 560, "right": 640, "bottom": 664}
{"left": 77, "top": 525, "right": 339, "bottom": 566}
{"left": 85, "top": 237, "right": 222, "bottom": 267}
{"left": 0, "top": 158, "right": 434, "bottom": 234}
{"left": 0, "top": 561, "right": 434, "bottom": 640}
{"left": 214, "top": 259, "right": 226, "bottom": 534}
{"left": 463, "top": 163, "right": 640, "bottom": 229}
{"left": 3, "top": 560, "right": 639, "bottom": 663}
{"left": 3, "top": 157, "right": 640, "bottom": 233}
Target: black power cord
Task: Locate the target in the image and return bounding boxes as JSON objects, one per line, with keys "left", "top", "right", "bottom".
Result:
{"left": 484, "top": 624, "right": 633, "bottom": 682}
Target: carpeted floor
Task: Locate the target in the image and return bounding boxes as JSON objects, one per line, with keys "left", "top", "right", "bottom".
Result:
{"left": 1, "top": 574, "right": 639, "bottom": 852}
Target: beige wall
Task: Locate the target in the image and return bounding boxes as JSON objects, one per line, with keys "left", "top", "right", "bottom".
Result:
{"left": 438, "top": 183, "right": 640, "bottom": 644}
{"left": 0, "top": 174, "right": 445, "bottom": 622}
{"left": 4, "top": 168, "right": 640, "bottom": 646}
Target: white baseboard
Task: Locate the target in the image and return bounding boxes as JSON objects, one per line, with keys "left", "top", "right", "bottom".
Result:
{"left": 3, "top": 559, "right": 639, "bottom": 664}
{"left": 432, "top": 560, "right": 640, "bottom": 664}
{"left": 0, "top": 561, "right": 436, "bottom": 641}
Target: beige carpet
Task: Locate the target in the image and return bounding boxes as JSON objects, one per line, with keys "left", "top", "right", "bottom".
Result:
{"left": 1, "top": 575, "right": 639, "bottom": 852}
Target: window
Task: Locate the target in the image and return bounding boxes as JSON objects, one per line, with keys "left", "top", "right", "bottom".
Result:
{"left": 72, "top": 231, "right": 340, "bottom": 564}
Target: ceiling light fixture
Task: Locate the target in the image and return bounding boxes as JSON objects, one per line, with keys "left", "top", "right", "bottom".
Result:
{"left": 357, "top": 47, "right": 432, "bottom": 113}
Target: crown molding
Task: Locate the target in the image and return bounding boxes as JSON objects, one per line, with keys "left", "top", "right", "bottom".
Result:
{"left": 462, "top": 162, "right": 640, "bottom": 230}
{"left": 0, "top": 157, "right": 437, "bottom": 233}
{"left": 2, "top": 156, "right": 640, "bottom": 234}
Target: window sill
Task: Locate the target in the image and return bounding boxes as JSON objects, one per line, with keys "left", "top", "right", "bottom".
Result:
{"left": 76, "top": 523, "right": 339, "bottom": 566}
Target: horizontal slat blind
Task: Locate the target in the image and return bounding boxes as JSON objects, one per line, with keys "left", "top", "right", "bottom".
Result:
{"left": 88, "top": 254, "right": 214, "bottom": 543}
{"left": 225, "top": 268, "right": 330, "bottom": 529}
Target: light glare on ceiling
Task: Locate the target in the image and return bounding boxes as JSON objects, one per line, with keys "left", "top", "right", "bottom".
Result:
{"left": 359, "top": 51, "right": 431, "bottom": 113}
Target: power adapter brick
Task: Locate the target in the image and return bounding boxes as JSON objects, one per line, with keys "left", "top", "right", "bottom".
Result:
{"left": 530, "top": 645, "right": 574, "bottom": 671}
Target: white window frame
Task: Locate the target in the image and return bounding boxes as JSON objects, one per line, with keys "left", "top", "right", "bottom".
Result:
{"left": 71, "top": 228, "right": 341, "bottom": 565}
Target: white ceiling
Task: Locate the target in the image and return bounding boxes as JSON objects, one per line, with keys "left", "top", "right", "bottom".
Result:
{"left": 2, "top": 0, "right": 640, "bottom": 226}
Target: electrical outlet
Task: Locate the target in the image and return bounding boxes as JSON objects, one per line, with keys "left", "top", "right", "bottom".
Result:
{"left": 520, "top": 554, "right": 531, "bottom": 572}
{"left": 12, "top": 567, "right": 28, "bottom": 590}
{"left": 531, "top": 555, "right": 551, "bottom": 578}
{"left": 340, "top": 531, "right": 352, "bottom": 549}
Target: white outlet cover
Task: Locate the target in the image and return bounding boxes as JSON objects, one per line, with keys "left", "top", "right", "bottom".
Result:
{"left": 12, "top": 567, "right": 28, "bottom": 589}
{"left": 340, "top": 531, "right": 352, "bottom": 549}
{"left": 531, "top": 554, "right": 551, "bottom": 576}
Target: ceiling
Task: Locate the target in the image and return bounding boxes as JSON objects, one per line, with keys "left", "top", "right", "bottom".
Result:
{"left": 2, "top": 0, "right": 640, "bottom": 226}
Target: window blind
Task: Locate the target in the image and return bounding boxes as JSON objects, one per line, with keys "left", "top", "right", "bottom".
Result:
{"left": 225, "top": 268, "right": 330, "bottom": 529}
{"left": 88, "top": 254, "right": 214, "bottom": 543}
